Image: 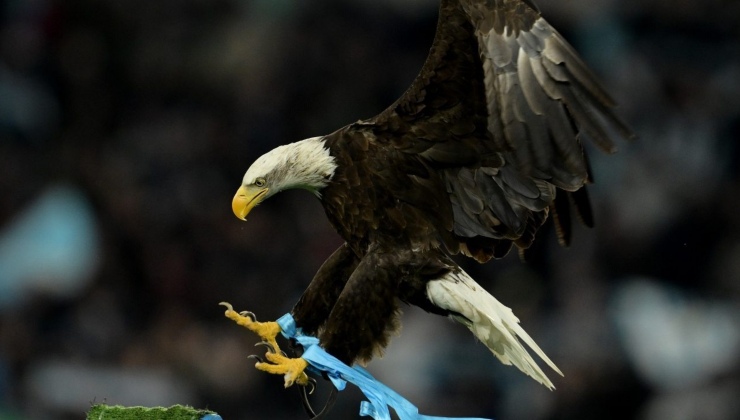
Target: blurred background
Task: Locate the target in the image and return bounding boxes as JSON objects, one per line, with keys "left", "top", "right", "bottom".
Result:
{"left": 1, "top": 0, "right": 739, "bottom": 419}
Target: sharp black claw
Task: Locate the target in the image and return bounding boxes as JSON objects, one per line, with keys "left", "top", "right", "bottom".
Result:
{"left": 255, "top": 341, "right": 276, "bottom": 353}
{"left": 239, "top": 310, "right": 257, "bottom": 321}
{"left": 247, "top": 354, "right": 264, "bottom": 363}
{"left": 255, "top": 341, "right": 288, "bottom": 356}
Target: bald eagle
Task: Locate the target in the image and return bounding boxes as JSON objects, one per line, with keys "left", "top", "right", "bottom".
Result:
{"left": 229, "top": 0, "right": 632, "bottom": 390}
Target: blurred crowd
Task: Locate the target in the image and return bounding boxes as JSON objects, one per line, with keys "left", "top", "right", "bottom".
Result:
{"left": 1, "top": 0, "right": 739, "bottom": 419}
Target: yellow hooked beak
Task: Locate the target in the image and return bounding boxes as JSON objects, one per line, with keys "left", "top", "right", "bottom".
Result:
{"left": 232, "top": 185, "right": 269, "bottom": 221}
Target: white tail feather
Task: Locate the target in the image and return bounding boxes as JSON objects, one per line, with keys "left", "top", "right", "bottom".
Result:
{"left": 427, "top": 268, "right": 563, "bottom": 389}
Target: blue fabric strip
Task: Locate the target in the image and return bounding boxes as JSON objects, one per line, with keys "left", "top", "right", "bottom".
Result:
{"left": 276, "top": 313, "right": 491, "bottom": 420}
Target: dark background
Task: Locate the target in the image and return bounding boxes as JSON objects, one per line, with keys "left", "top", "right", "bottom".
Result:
{"left": 1, "top": 0, "right": 739, "bottom": 419}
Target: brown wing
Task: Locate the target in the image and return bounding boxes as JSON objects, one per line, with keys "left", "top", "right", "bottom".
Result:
{"left": 365, "top": 0, "right": 632, "bottom": 261}
{"left": 459, "top": 0, "right": 633, "bottom": 181}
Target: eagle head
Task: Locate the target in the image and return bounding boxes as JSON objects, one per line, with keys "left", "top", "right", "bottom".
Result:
{"left": 232, "top": 136, "right": 337, "bottom": 221}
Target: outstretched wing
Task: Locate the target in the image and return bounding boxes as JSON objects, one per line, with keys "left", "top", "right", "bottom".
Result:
{"left": 368, "top": 0, "right": 632, "bottom": 261}
{"left": 459, "top": 0, "right": 633, "bottom": 182}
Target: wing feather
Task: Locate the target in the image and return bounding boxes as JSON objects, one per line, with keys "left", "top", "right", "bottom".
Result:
{"left": 364, "top": 0, "right": 632, "bottom": 259}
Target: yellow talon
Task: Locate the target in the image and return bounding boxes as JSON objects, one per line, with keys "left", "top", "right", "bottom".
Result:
{"left": 221, "top": 302, "right": 311, "bottom": 387}
{"left": 256, "top": 353, "right": 310, "bottom": 388}
{"left": 220, "top": 301, "right": 281, "bottom": 350}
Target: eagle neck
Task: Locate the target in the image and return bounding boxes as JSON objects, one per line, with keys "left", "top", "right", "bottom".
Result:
{"left": 268, "top": 136, "right": 338, "bottom": 196}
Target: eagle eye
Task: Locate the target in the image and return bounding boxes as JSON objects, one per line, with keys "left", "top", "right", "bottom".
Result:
{"left": 254, "top": 178, "right": 266, "bottom": 188}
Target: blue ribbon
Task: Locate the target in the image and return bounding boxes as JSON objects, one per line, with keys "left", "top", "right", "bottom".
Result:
{"left": 276, "top": 313, "right": 491, "bottom": 420}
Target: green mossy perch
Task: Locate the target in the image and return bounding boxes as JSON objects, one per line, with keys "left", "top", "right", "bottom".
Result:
{"left": 86, "top": 404, "right": 221, "bottom": 420}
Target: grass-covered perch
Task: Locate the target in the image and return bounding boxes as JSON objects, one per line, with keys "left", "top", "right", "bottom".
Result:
{"left": 86, "top": 404, "right": 221, "bottom": 420}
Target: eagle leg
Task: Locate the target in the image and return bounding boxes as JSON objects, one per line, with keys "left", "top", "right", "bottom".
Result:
{"left": 220, "top": 302, "right": 311, "bottom": 388}
{"left": 292, "top": 243, "right": 360, "bottom": 336}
